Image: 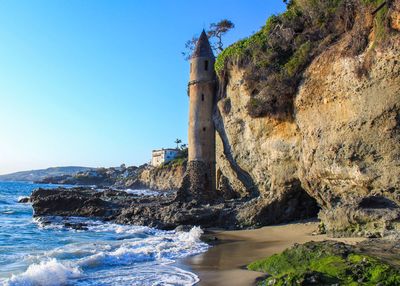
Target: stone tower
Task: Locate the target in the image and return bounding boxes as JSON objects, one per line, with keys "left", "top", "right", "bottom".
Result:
{"left": 186, "top": 30, "right": 217, "bottom": 199}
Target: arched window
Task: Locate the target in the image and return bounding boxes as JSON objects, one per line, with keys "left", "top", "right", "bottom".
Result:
{"left": 204, "top": 60, "right": 208, "bottom": 71}
{"left": 201, "top": 94, "right": 204, "bottom": 101}
{"left": 203, "top": 127, "right": 206, "bottom": 131}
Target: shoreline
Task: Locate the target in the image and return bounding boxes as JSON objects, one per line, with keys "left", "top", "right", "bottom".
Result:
{"left": 182, "top": 220, "right": 365, "bottom": 286}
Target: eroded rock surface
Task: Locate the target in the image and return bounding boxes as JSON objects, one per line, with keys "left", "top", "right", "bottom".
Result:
{"left": 30, "top": 187, "right": 239, "bottom": 230}
{"left": 296, "top": 34, "right": 400, "bottom": 236}
{"left": 30, "top": 186, "right": 318, "bottom": 230}
{"left": 214, "top": 16, "right": 400, "bottom": 235}
{"left": 124, "top": 164, "right": 186, "bottom": 191}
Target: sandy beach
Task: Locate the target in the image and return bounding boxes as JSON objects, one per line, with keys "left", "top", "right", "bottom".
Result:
{"left": 183, "top": 220, "right": 365, "bottom": 286}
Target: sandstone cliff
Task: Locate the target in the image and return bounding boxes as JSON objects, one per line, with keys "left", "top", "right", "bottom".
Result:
{"left": 214, "top": 0, "right": 400, "bottom": 236}
{"left": 124, "top": 163, "right": 186, "bottom": 191}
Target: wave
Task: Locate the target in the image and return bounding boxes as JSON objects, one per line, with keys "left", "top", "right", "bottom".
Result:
{"left": 4, "top": 225, "right": 208, "bottom": 286}
{"left": 5, "top": 259, "right": 81, "bottom": 286}
{"left": 77, "top": 226, "right": 207, "bottom": 268}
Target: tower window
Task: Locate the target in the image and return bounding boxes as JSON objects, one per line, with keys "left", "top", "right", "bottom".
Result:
{"left": 204, "top": 60, "right": 208, "bottom": 71}
{"left": 203, "top": 127, "right": 206, "bottom": 131}
{"left": 190, "top": 63, "right": 192, "bottom": 73}
{"left": 201, "top": 94, "right": 204, "bottom": 101}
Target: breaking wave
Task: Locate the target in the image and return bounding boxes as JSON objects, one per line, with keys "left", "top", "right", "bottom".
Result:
{"left": 0, "top": 182, "right": 208, "bottom": 286}
{"left": 6, "top": 259, "right": 81, "bottom": 286}
{"left": 3, "top": 221, "right": 207, "bottom": 286}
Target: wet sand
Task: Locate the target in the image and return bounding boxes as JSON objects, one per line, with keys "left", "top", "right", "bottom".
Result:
{"left": 183, "top": 221, "right": 365, "bottom": 286}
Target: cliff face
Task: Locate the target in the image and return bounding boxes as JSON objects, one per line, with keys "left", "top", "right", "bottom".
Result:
{"left": 214, "top": 67, "right": 319, "bottom": 226}
{"left": 125, "top": 163, "right": 186, "bottom": 191}
{"left": 296, "top": 33, "right": 400, "bottom": 235}
{"left": 215, "top": 2, "right": 400, "bottom": 236}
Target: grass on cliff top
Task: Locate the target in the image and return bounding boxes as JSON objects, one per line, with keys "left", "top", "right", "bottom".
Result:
{"left": 214, "top": 0, "right": 345, "bottom": 76}
{"left": 215, "top": 0, "right": 390, "bottom": 119}
{"left": 248, "top": 241, "right": 400, "bottom": 286}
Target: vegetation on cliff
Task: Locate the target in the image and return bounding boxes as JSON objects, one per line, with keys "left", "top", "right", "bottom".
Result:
{"left": 159, "top": 147, "right": 188, "bottom": 168}
{"left": 215, "top": 0, "right": 393, "bottom": 119}
{"left": 248, "top": 241, "right": 400, "bottom": 285}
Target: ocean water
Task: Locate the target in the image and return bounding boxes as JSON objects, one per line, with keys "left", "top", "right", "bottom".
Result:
{"left": 0, "top": 181, "right": 208, "bottom": 286}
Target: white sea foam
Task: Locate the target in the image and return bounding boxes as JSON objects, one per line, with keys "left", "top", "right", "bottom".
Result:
{"left": 6, "top": 218, "right": 207, "bottom": 286}
{"left": 178, "top": 226, "right": 204, "bottom": 243}
{"left": 124, "top": 189, "right": 163, "bottom": 196}
{"left": 76, "top": 226, "right": 207, "bottom": 268}
{"left": 75, "top": 263, "right": 200, "bottom": 286}
{"left": 5, "top": 259, "right": 81, "bottom": 286}
{"left": 87, "top": 222, "right": 154, "bottom": 235}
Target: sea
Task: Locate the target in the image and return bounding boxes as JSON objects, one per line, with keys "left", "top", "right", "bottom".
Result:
{"left": 0, "top": 181, "right": 208, "bottom": 286}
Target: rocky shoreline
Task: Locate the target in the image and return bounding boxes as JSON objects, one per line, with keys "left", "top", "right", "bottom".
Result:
{"left": 28, "top": 186, "right": 318, "bottom": 231}
{"left": 25, "top": 183, "right": 400, "bottom": 285}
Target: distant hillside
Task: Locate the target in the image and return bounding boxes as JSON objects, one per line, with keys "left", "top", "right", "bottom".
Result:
{"left": 0, "top": 166, "right": 93, "bottom": 182}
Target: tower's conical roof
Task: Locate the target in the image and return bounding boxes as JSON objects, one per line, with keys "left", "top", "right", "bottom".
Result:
{"left": 192, "top": 30, "right": 214, "bottom": 59}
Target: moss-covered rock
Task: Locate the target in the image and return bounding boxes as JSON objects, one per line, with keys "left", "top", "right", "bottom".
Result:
{"left": 248, "top": 241, "right": 400, "bottom": 285}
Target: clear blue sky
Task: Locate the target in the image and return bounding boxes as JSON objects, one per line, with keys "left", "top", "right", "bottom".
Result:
{"left": 0, "top": 0, "right": 285, "bottom": 174}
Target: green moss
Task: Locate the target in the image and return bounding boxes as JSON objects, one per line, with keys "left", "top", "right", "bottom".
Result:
{"left": 310, "top": 256, "right": 347, "bottom": 278}
{"left": 348, "top": 254, "right": 400, "bottom": 285}
{"left": 248, "top": 241, "right": 400, "bottom": 286}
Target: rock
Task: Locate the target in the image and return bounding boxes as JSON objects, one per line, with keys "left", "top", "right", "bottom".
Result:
{"left": 30, "top": 187, "right": 133, "bottom": 218}
{"left": 37, "top": 163, "right": 186, "bottom": 192}
{"left": 390, "top": 0, "right": 400, "bottom": 31}
{"left": 128, "top": 163, "right": 186, "bottom": 191}
{"left": 18, "top": 197, "right": 30, "bottom": 203}
{"left": 30, "top": 186, "right": 226, "bottom": 229}
{"left": 213, "top": 52, "right": 321, "bottom": 227}
{"left": 296, "top": 34, "right": 400, "bottom": 236}
{"left": 174, "top": 225, "right": 193, "bottom": 232}
{"left": 248, "top": 240, "right": 400, "bottom": 285}
{"left": 213, "top": 10, "right": 400, "bottom": 236}
{"left": 30, "top": 185, "right": 313, "bottom": 231}
{"left": 64, "top": 222, "right": 88, "bottom": 231}
{"left": 176, "top": 161, "right": 220, "bottom": 203}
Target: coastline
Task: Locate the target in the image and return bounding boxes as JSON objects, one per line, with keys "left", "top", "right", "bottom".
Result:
{"left": 182, "top": 221, "right": 365, "bottom": 286}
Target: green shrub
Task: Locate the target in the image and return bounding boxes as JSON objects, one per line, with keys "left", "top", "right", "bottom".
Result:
{"left": 284, "top": 41, "right": 312, "bottom": 77}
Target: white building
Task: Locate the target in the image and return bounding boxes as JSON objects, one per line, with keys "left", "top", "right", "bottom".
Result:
{"left": 151, "top": 149, "right": 180, "bottom": 167}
